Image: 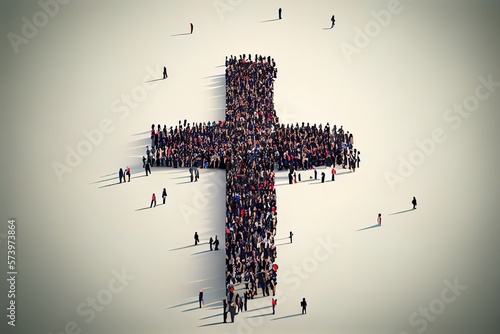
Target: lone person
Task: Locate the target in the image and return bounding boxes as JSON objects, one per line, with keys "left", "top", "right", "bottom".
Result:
{"left": 199, "top": 288, "right": 204, "bottom": 308}
{"left": 301, "top": 297, "right": 307, "bottom": 314}
{"left": 278, "top": 8, "right": 282, "bottom": 20}
{"left": 289, "top": 231, "right": 293, "bottom": 244}
{"left": 272, "top": 297, "right": 277, "bottom": 314}
{"left": 412, "top": 196, "right": 417, "bottom": 209}
{"left": 163, "top": 66, "right": 168, "bottom": 79}
{"left": 194, "top": 232, "right": 199, "bottom": 245}
{"left": 331, "top": 15, "right": 335, "bottom": 28}
{"left": 150, "top": 193, "right": 156, "bottom": 208}
{"left": 377, "top": 213, "right": 382, "bottom": 226}
{"left": 162, "top": 187, "right": 167, "bottom": 204}
{"left": 190, "top": 22, "right": 193, "bottom": 34}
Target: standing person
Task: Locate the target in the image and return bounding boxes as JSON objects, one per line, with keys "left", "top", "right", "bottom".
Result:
{"left": 145, "top": 160, "right": 151, "bottom": 176}
{"left": 321, "top": 172, "right": 325, "bottom": 183}
{"left": 119, "top": 168, "right": 124, "bottom": 184}
{"left": 195, "top": 168, "right": 199, "bottom": 182}
{"left": 223, "top": 298, "right": 228, "bottom": 323}
{"left": 194, "top": 232, "right": 199, "bottom": 245}
{"left": 301, "top": 298, "right": 307, "bottom": 314}
{"left": 412, "top": 196, "right": 417, "bottom": 209}
{"left": 142, "top": 156, "right": 146, "bottom": 168}
{"left": 289, "top": 231, "right": 293, "bottom": 244}
{"left": 190, "top": 22, "right": 193, "bottom": 34}
{"left": 331, "top": 14, "right": 335, "bottom": 28}
{"left": 189, "top": 167, "right": 194, "bottom": 182}
{"left": 199, "top": 288, "right": 204, "bottom": 308}
{"left": 162, "top": 188, "right": 167, "bottom": 204}
{"left": 214, "top": 235, "right": 219, "bottom": 250}
{"left": 243, "top": 290, "right": 249, "bottom": 311}
{"left": 150, "top": 193, "right": 156, "bottom": 208}
{"left": 209, "top": 236, "right": 213, "bottom": 251}
{"left": 163, "top": 66, "right": 168, "bottom": 79}
{"left": 377, "top": 213, "right": 382, "bottom": 226}
{"left": 278, "top": 8, "right": 282, "bottom": 20}
{"left": 272, "top": 297, "right": 277, "bottom": 314}
{"left": 126, "top": 166, "right": 131, "bottom": 182}
{"left": 331, "top": 167, "right": 336, "bottom": 181}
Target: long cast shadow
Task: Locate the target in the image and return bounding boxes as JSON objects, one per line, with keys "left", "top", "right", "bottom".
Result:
{"left": 261, "top": 18, "right": 280, "bottom": 23}
{"left": 357, "top": 224, "right": 380, "bottom": 232}
{"left": 199, "top": 313, "right": 223, "bottom": 320}
{"left": 271, "top": 313, "right": 303, "bottom": 321}
{"left": 135, "top": 206, "right": 151, "bottom": 211}
{"left": 198, "top": 321, "right": 225, "bottom": 327}
{"left": 245, "top": 313, "right": 273, "bottom": 319}
{"left": 98, "top": 182, "right": 123, "bottom": 189}
{"left": 144, "top": 77, "right": 165, "bottom": 83}
{"left": 169, "top": 242, "right": 208, "bottom": 251}
{"left": 246, "top": 306, "right": 270, "bottom": 313}
{"left": 90, "top": 177, "right": 116, "bottom": 184}
{"left": 166, "top": 300, "right": 197, "bottom": 309}
{"left": 191, "top": 250, "right": 213, "bottom": 256}
{"left": 389, "top": 208, "right": 415, "bottom": 216}
{"left": 171, "top": 32, "right": 191, "bottom": 36}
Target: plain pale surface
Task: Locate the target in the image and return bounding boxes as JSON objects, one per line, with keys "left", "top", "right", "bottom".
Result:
{"left": 1, "top": 1, "right": 500, "bottom": 333}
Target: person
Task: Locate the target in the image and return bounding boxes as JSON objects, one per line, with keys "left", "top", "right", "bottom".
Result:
{"left": 214, "top": 235, "right": 219, "bottom": 250}
{"left": 412, "top": 196, "right": 417, "bottom": 209}
{"left": 150, "top": 193, "right": 156, "bottom": 208}
{"left": 301, "top": 298, "right": 307, "bottom": 314}
{"left": 190, "top": 22, "right": 193, "bottom": 34}
{"left": 194, "top": 232, "right": 199, "bottom": 245}
{"left": 278, "top": 8, "right": 282, "bottom": 20}
{"left": 163, "top": 66, "right": 168, "bottom": 79}
{"left": 195, "top": 168, "right": 199, "bottom": 182}
{"left": 272, "top": 297, "right": 277, "bottom": 314}
{"left": 289, "top": 231, "right": 293, "bottom": 244}
{"left": 145, "top": 160, "right": 151, "bottom": 176}
{"left": 142, "top": 156, "right": 146, "bottom": 168}
{"left": 126, "top": 166, "right": 131, "bottom": 182}
{"left": 331, "top": 167, "right": 336, "bottom": 181}
{"left": 209, "top": 236, "right": 213, "bottom": 251}
{"left": 321, "top": 171, "right": 325, "bottom": 183}
{"left": 162, "top": 188, "right": 167, "bottom": 204}
{"left": 189, "top": 167, "right": 194, "bottom": 182}
{"left": 377, "top": 213, "right": 382, "bottom": 225}
{"left": 331, "top": 14, "right": 335, "bottom": 29}
{"left": 119, "top": 168, "right": 124, "bottom": 184}
{"left": 288, "top": 172, "right": 293, "bottom": 184}
{"left": 223, "top": 298, "right": 228, "bottom": 323}
{"left": 199, "top": 288, "right": 204, "bottom": 308}
{"left": 243, "top": 290, "right": 249, "bottom": 311}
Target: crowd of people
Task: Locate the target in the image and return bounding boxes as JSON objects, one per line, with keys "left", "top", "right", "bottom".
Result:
{"left": 144, "top": 54, "right": 359, "bottom": 320}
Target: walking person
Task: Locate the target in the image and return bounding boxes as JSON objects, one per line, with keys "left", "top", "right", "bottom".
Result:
{"left": 278, "top": 8, "right": 282, "bottom": 20}
{"left": 199, "top": 288, "right": 204, "bottom": 308}
{"left": 331, "top": 14, "right": 335, "bottom": 28}
{"left": 126, "top": 166, "right": 131, "bottom": 182}
{"left": 194, "top": 232, "right": 199, "bottom": 245}
{"left": 412, "top": 196, "right": 417, "bottom": 210}
{"left": 289, "top": 231, "right": 293, "bottom": 244}
{"left": 223, "top": 298, "right": 228, "bottom": 323}
{"left": 163, "top": 66, "right": 168, "bottom": 79}
{"left": 209, "top": 236, "right": 213, "bottom": 251}
{"left": 195, "top": 168, "right": 199, "bottom": 182}
{"left": 119, "top": 168, "right": 124, "bottom": 184}
{"left": 272, "top": 297, "right": 277, "bottom": 314}
{"left": 214, "top": 235, "right": 219, "bottom": 250}
{"left": 190, "top": 22, "right": 193, "bottom": 34}
{"left": 301, "top": 298, "right": 307, "bottom": 314}
{"left": 150, "top": 193, "right": 156, "bottom": 208}
{"left": 377, "top": 213, "right": 382, "bottom": 226}
{"left": 331, "top": 167, "right": 336, "bottom": 181}
{"left": 162, "top": 188, "right": 167, "bottom": 204}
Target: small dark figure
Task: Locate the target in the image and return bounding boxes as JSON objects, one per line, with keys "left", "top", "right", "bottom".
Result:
{"left": 119, "top": 168, "right": 124, "bottom": 183}
{"left": 331, "top": 15, "right": 335, "bottom": 28}
{"left": 377, "top": 213, "right": 382, "bottom": 226}
{"left": 278, "top": 8, "right": 282, "bottom": 20}
{"left": 214, "top": 235, "right": 219, "bottom": 250}
{"left": 194, "top": 232, "right": 199, "bottom": 245}
{"left": 150, "top": 193, "right": 156, "bottom": 208}
{"left": 314, "top": 169, "right": 318, "bottom": 180}
{"left": 288, "top": 172, "right": 293, "bottom": 184}
{"left": 190, "top": 23, "right": 193, "bottom": 34}
{"left": 199, "top": 288, "right": 204, "bottom": 308}
{"left": 243, "top": 290, "right": 249, "bottom": 311}
{"left": 163, "top": 66, "right": 167, "bottom": 79}
{"left": 412, "top": 197, "right": 417, "bottom": 209}
{"left": 223, "top": 298, "right": 228, "bottom": 323}
{"left": 145, "top": 161, "right": 151, "bottom": 176}
{"left": 209, "top": 236, "right": 213, "bottom": 251}
{"left": 189, "top": 167, "right": 194, "bottom": 182}
{"left": 289, "top": 231, "right": 293, "bottom": 244}
{"left": 294, "top": 172, "right": 297, "bottom": 183}
{"left": 195, "top": 168, "right": 199, "bottom": 182}
{"left": 321, "top": 172, "right": 325, "bottom": 183}
{"left": 142, "top": 156, "right": 146, "bottom": 168}
{"left": 301, "top": 298, "right": 307, "bottom": 314}
{"left": 162, "top": 188, "right": 167, "bottom": 204}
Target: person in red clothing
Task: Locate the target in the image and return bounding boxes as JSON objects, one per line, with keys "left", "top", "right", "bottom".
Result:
{"left": 150, "top": 193, "right": 156, "bottom": 208}
{"left": 272, "top": 297, "right": 277, "bottom": 314}
{"left": 377, "top": 213, "right": 382, "bottom": 225}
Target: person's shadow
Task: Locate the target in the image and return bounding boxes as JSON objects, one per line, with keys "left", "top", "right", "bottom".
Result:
{"left": 389, "top": 208, "right": 415, "bottom": 216}
{"left": 357, "top": 224, "right": 380, "bottom": 232}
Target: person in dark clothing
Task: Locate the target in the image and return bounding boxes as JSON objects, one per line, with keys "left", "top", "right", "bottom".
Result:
{"left": 194, "top": 232, "right": 199, "bottom": 245}
{"left": 243, "top": 290, "right": 249, "bottom": 311}
{"left": 278, "top": 8, "right": 282, "bottom": 19}
{"left": 209, "top": 237, "right": 213, "bottom": 251}
{"left": 199, "top": 288, "right": 204, "bottom": 308}
{"left": 163, "top": 66, "right": 168, "bottom": 79}
{"left": 321, "top": 172, "right": 325, "bottom": 183}
{"left": 145, "top": 161, "right": 151, "bottom": 176}
{"left": 289, "top": 231, "right": 293, "bottom": 243}
{"left": 331, "top": 15, "right": 335, "bottom": 28}
{"left": 223, "top": 298, "right": 228, "bottom": 323}
{"left": 190, "top": 23, "right": 193, "bottom": 34}
{"left": 288, "top": 172, "right": 293, "bottom": 184}
{"left": 142, "top": 156, "right": 146, "bottom": 168}
{"left": 119, "top": 168, "right": 124, "bottom": 183}
{"left": 162, "top": 188, "right": 167, "bottom": 204}
{"left": 214, "top": 235, "right": 219, "bottom": 250}
{"left": 301, "top": 298, "right": 307, "bottom": 314}
{"left": 412, "top": 196, "right": 417, "bottom": 209}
